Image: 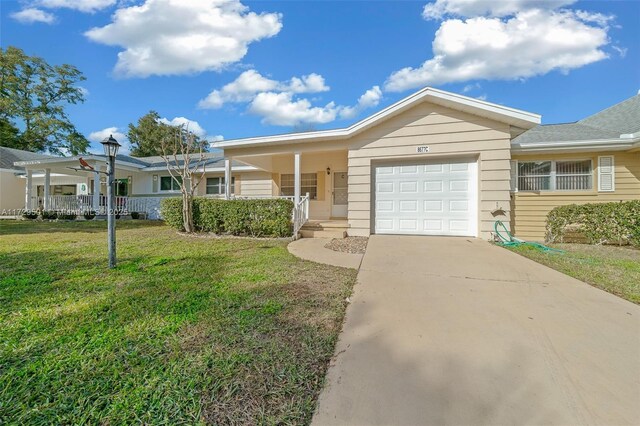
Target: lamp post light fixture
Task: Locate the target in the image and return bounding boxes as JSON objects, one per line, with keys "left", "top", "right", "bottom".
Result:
{"left": 100, "top": 135, "right": 121, "bottom": 269}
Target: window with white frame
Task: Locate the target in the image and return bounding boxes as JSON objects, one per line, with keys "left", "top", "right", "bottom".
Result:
{"left": 206, "top": 177, "right": 234, "bottom": 195}
{"left": 160, "top": 176, "right": 182, "bottom": 191}
{"left": 517, "top": 160, "right": 592, "bottom": 191}
{"left": 280, "top": 173, "right": 317, "bottom": 199}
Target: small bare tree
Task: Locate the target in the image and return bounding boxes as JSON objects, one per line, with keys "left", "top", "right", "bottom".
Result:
{"left": 160, "top": 126, "right": 207, "bottom": 233}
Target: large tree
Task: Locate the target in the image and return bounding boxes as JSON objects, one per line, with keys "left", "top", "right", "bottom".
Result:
{"left": 127, "top": 111, "right": 174, "bottom": 157}
{"left": 0, "top": 46, "right": 89, "bottom": 154}
{"left": 128, "top": 111, "right": 206, "bottom": 157}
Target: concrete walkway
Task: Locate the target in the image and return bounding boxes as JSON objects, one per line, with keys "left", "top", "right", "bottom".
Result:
{"left": 313, "top": 236, "right": 640, "bottom": 425}
{"left": 288, "top": 238, "right": 363, "bottom": 269}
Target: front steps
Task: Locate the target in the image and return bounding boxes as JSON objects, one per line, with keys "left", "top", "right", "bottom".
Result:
{"left": 299, "top": 220, "right": 348, "bottom": 239}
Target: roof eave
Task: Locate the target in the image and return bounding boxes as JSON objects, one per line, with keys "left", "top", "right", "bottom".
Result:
{"left": 14, "top": 155, "right": 146, "bottom": 170}
{"left": 511, "top": 137, "right": 639, "bottom": 154}
{"left": 212, "top": 87, "right": 541, "bottom": 150}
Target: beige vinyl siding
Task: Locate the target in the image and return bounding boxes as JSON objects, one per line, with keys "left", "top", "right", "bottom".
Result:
{"left": 347, "top": 102, "right": 513, "bottom": 238}
{"left": 0, "top": 170, "right": 26, "bottom": 212}
{"left": 511, "top": 151, "right": 640, "bottom": 241}
{"left": 239, "top": 172, "right": 272, "bottom": 197}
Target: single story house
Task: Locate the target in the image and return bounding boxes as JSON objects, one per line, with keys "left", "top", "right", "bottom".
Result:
{"left": 213, "top": 88, "right": 638, "bottom": 240}
{"left": 5, "top": 150, "right": 267, "bottom": 219}
{"left": 4, "top": 87, "right": 638, "bottom": 241}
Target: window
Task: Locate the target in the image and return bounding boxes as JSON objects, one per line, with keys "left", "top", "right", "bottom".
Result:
{"left": 556, "top": 160, "right": 592, "bottom": 190}
{"left": 280, "top": 173, "right": 317, "bottom": 199}
{"left": 160, "top": 176, "right": 181, "bottom": 191}
{"left": 518, "top": 161, "right": 552, "bottom": 191}
{"left": 517, "top": 160, "right": 592, "bottom": 191}
{"left": 206, "top": 177, "right": 234, "bottom": 195}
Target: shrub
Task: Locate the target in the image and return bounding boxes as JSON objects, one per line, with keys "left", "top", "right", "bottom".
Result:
{"left": 161, "top": 197, "right": 294, "bottom": 237}
{"left": 546, "top": 200, "right": 640, "bottom": 246}
{"left": 130, "top": 212, "right": 140, "bottom": 219}
{"left": 83, "top": 211, "right": 96, "bottom": 220}
{"left": 22, "top": 211, "right": 39, "bottom": 220}
{"left": 41, "top": 210, "right": 58, "bottom": 220}
{"left": 57, "top": 212, "right": 77, "bottom": 220}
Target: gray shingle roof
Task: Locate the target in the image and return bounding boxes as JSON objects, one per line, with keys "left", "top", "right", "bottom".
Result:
{"left": 0, "top": 147, "right": 55, "bottom": 172}
{"left": 513, "top": 94, "right": 640, "bottom": 145}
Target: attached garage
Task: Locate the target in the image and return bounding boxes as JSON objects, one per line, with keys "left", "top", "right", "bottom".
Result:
{"left": 374, "top": 158, "right": 478, "bottom": 236}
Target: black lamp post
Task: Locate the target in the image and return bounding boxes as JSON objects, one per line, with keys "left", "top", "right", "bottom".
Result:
{"left": 100, "top": 135, "right": 121, "bottom": 269}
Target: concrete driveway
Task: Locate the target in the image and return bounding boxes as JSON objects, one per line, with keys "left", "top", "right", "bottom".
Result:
{"left": 313, "top": 236, "right": 640, "bottom": 425}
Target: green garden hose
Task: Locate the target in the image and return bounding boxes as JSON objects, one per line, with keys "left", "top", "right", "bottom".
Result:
{"left": 494, "top": 220, "right": 565, "bottom": 254}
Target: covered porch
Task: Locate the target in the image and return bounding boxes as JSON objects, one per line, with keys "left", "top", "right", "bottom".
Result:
{"left": 222, "top": 149, "right": 349, "bottom": 221}
{"left": 17, "top": 156, "right": 145, "bottom": 215}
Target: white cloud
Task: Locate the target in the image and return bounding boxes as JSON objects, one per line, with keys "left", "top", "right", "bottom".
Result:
{"left": 88, "top": 127, "right": 130, "bottom": 154}
{"left": 10, "top": 8, "right": 56, "bottom": 24}
{"left": 339, "top": 86, "right": 382, "bottom": 120}
{"left": 210, "top": 135, "right": 224, "bottom": 142}
{"left": 385, "top": 7, "right": 611, "bottom": 92}
{"left": 247, "top": 85, "right": 382, "bottom": 126}
{"left": 84, "top": 0, "right": 282, "bottom": 78}
{"left": 37, "top": 0, "right": 116, "bottom": 13}
{"left": 199, "top": 69, "right": 377, "bottom": 126}
{"left": 198, "top": 70, "right": 329, "bottom": 109}
{"left": 158, "top": 117, "right": 207, "bottom": 138}
{"left": 462, "top": 83, "right": 481, "bottom": 93}
{"left": 422, "top": 0, "right": 576, "bottom": 19}
{"left": 248, "top": 92, "right": 338, "bottom": 126}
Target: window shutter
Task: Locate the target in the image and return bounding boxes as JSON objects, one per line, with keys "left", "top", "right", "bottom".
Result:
{"left": 510, "top": 160, "right": 518, "bottom": 192}
{"left": 152, "top": 175, "right": 158, "bottom": 193}
{"left": 598, "top": 156, "right": 615, "bottom": 192}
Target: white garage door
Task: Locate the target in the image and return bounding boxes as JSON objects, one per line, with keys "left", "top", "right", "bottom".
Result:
{"left": 374, "top": 159, "right": 478, "bottom": 236}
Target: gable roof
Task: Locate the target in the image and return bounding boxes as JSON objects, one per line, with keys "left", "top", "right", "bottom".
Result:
{"left": 512, "top": 94, "right": 640, "bottom": 148}
{"left": 212, "top": 86, "right": 541, "bottom": 150}
{"left": 0, "top": 146, "right": 55, "bottom": 172}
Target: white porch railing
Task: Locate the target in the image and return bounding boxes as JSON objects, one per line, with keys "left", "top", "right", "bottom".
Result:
{"left": 34, "top": 195, "right": 150, "bottom": 215}
{"left": 292, "top": 193, "right": 310, "bottom": 237}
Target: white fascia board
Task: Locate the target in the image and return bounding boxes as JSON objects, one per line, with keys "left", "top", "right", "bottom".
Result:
{"left": 141, "top": 165, "right": 258, "bottom": 172}
{"left": 511, "top": 137, "right": 639, "bottom": 153}
{"left": 211, "top": 87, "right": 541, "bottom": 150}
{"left": 0, "top": 168, "right": 22, "bottom": 174}
{"left": 14, "top": 155, "right": 146, "bottom": 170}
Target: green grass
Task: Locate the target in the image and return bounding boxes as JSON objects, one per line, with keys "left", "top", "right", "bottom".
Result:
{"left": 0, "top": 220, "right": 357, "bottom": 425}
{"left": 506, "top": 243, "right": 640, "bottom": 304}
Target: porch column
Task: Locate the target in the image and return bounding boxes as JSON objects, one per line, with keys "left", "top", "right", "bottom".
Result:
{"left": 224, "top": 158, "right": 232, "bottom": 200}
{"left": 25, "top": 170, "right": 33, "bottom": 210}
{"left": 43, "top": 168, "right": 51, "bottom": 210}
{"left": 294, "top": 152, "right": 301, "bottom": 205}
{"left": 92, "top": 166, "right": 101, "bottom": 212}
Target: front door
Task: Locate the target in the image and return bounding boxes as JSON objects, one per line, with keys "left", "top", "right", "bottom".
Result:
{"left": 331, "top": 171, "right": 348, "bottom": 218}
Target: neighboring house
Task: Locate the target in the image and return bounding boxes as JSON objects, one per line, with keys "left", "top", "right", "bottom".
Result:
{"left": 1, "top": 147, "right": 85, "bottom": 214}
{"left": 9, "top": 150, "right": 263, "bottom": 219}
{"left": 511, "top": 94, "right": 640, "bottom": 240}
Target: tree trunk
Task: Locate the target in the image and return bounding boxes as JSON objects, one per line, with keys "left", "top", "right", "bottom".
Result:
{"left": 182, "top": 191, "right": 194, "bottom": 233}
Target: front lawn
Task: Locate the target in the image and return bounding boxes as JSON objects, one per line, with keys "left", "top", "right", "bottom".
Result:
{"left": 0, "top": 220, "right": 357, "bottom": 424}
{"left": 506, "top": 243, "right": 640, "bottom": 304}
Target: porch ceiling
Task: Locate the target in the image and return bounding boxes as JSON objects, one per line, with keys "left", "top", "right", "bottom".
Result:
{"left": 230, "top": 149, "right": 348, "bottom": 173}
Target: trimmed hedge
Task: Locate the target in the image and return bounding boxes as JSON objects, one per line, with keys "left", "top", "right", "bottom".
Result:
{"left": 161, "top": 197, "right": 294, "bottom": 237}
{"left": 546, "top": 200, "right": 640, "bottom": 246}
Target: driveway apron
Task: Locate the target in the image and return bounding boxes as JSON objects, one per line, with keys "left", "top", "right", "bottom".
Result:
{"left": 313, "top": 235, "right": 640, "bottom": 425}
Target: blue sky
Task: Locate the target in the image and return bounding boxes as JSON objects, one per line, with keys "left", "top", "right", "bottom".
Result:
{"left": 2, "top": 0, "right": 639, "bottom": 154}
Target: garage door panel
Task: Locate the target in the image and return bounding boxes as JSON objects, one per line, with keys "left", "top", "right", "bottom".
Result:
{"left": 374, "top": 160, "right": 477, "bottom": 237}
